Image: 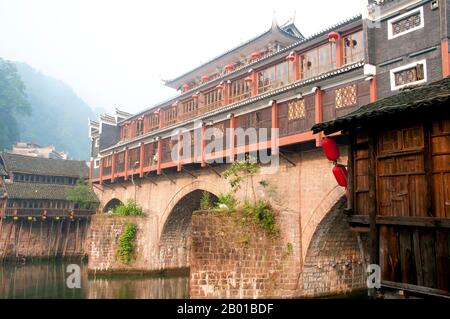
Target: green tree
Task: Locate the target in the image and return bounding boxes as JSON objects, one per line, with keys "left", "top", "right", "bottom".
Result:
{"left": 65, "top": 178, "right": 99, "bottom": 210}
{"left": 0, "top": 58, "right": 30, "bottom": 150}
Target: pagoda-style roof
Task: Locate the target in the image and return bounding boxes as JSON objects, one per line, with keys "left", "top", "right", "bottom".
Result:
{"left": 312, "top": 77, "right": 450, "bottom": 135}
{"left": 0, "top": 152, "right": 88, "bottom": 178}
{"left": 164, "top": 19, "right": 303, "bottom": 90}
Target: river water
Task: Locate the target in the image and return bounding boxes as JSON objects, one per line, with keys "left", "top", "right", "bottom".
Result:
{"left": 0, "top": 260, "right": 189, "bottom": 299}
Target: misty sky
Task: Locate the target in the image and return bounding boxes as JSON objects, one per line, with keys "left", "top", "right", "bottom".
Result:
{"left": 0, "top": 0, "right": 363, "bottom": 115}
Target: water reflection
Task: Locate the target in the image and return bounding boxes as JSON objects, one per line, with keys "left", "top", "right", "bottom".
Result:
{"left": 0, "top": 260, "right": 189, "bottom": 299}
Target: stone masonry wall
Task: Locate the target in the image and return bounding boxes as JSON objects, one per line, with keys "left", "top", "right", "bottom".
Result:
{"left": 190, "top": 211, "right": 300, "bottom": 299}
{"left": 87, "top": 215, "right": 159, "bottom": 273}
{"left": 299, "top": 197, "right": 369, "bottom": 297}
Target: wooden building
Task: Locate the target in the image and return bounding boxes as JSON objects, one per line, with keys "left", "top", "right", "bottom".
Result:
{"left": 0, "top": 152, "right": 97, "bottom": 219}
{"left": 312, "top": 77, "right": 450, "bottom": 298}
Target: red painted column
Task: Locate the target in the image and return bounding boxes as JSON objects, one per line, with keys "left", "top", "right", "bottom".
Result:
{"left": 369, "top": 76, "right": 377, "bottom": 102}
{"left": 201, "top": 125, "right": 206, "bottom": 167}
{"left": 271, "top": 101, "right": 279, "bottom": 156}
{"left": 111, "top": 152, "right": 116, "bottom": 182}
{"left": 157, "top": 139, "right": 162, "bottom": 175}
{"left": 139, "top": 142, "right": 145, "bottom": 178}
{"left": 251, "top": 70, "right": 258, "bottom": 96}
{"left": 229, "top": 115, "right": 236, "bottom": 162}
{"left": 177, "top": 134, "right": 182, "bottom": 172}
{"left": 124, "top": 147, "right": 129, "bottom": 181}
{"left": 99, "top": 158, "right": 104, "bottom": 185}
{"left": 335, "top": 37, "right": 344, "bottom": 68}
{"left": 314, "top": 87, "right": 323, "bottom": 147}
{"left": 294, "top": 53, "right": 301, "bottom": 81}
{"left": 442, "top": 39, "right": 450, "bottom": 77}
{"left": 224, "top": 82, "right": 230, "bottom": 106}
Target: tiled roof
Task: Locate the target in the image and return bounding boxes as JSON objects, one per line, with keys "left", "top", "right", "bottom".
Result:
{"left": 121, "top": 15, "right": 362, "bottom": 123}
{"left": 312, "top": 77, "right": 450, "bottom": 135}
{"left": 101, "top": 61, "right": 365, "bottom": 154}
{"left": 4, "top": 182, "right": 73, "bottom": 200}
{"left": 0, "top": 152, "right": 88, "bottom": 177}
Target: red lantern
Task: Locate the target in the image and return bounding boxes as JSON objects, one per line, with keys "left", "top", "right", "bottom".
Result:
{"left": 250, "top": 52, "right": 261, "bottom": 60}
{"left": 224, "top": 64, "right": 234, "bottom": 71}
{"left": 69, "top": 211, "right": 75, "bottom": 220}
{"left": 201, "top": 75, "right": 209, "bottom": 82}
{"left": 286, "top": 53, "right": 295, "bottom": 62}
{"left": 333, "top": 164, "right": 348, "bottom": 187}
{"left": 153, "top": 109, "right": 160, "bottom": 115}
{"left": 137, "top": 116, "right": 144, "bottom": 122}
{"left": 42, "top": 209, "right": 48, "bottom": 220}
{"left": 13, "top": 209, "right": 18, "bottom": 220}
{"left": 171, "top": 102, "right": 178, "bottom": 108}
{"left": 244, "top": 76, "right": 253, "bottom": 84}
{"left": 322, "top": 137, "right": 340, "bottom": 161}
{"left": 327, "top": 31, "right": 340, "bottom": 43}
{"left": 182, "top": 83, "right": 190, "bottom": 92}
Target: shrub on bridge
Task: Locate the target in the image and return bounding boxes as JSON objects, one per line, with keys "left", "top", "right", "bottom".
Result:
{"left": 111, "top": 199, "right": 145, "bottom": 216}
{"left": 118, "top": 221, "right": 138, "bottom": 264}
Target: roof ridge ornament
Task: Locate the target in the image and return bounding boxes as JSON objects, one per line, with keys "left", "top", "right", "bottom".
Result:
{"left": 271, "top": 11, "right": 278, "bottom": 31}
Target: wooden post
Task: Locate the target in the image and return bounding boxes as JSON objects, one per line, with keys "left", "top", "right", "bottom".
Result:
{"left": 294, "top": 53, "right": 301, "bottom": 81}
{"left": 441, "top": 39, "right": 450, "bottom": 77}
{"left": 39, "top": 220, "right": 44, "bottom": 257}
{"left": 99, "top": 158, "right": 104, "bottom": 185}
{"left": 177, "top": 134, "right": 182, "bottom": 172}
{"left": 229, "top": 115, "right": 236, "bottom": 163}
{"left": 75, "top": 219, "right": 80, "bottom": 255}
{"left": 2, "top": 221, "right": 14, "bottom": 260}
{"left": 124, "top": 147, "right": 129, "bottom": 181}
{"left": 224, "top": 82, "right": 230, "bottom": 106}
{"left": 251, "top": 70, "right": 258, "bottom": 96}
{"left": 368, "top": 131, "right": 378, "bottom": 297}
{"left": 25, "top": 219, "right": 33, "bottom": 258}
{"left": 336, "top": 36, "right": 344, "bottom": 68}
{"left": 139, "top": 142, "right": 145, "bottom": 178}
{"left": 62, "top": 220, "right": 71, "bottom": 257}
{"left": 111, "top": 152, "right": 116, "bottom": 182}
{"left": 157, "top": 139, "right": 162, "bottom": 175}
{"left": 271, "top": 100, "right": 279, "bottom": 156}
{"left": 314, "top": 87, "right": 323, "bottom": 147}
{"left": 47, "top": 219, "right": 53, "bottom": 257}
{"left": 347, "top": 133, "right": 354, "bottom": 213}
{"left": 201, "top": 125, "right": 206, "bottom": 167}
{"left": 370, "top": 76, "right": 377, "bottom": 102}
{"left": 54, "top": 219, "right": 64, "bottom": 257}
{"left": 15, "top": 219, "right": 23, "bottom": 258}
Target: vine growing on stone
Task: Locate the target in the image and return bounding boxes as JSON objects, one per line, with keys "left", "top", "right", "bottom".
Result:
{"left": 118, "top": 222, "right": 138, "bottom": 264}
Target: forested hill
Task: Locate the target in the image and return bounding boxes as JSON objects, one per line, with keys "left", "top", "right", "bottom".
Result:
{"left": 14, "top": 62, "right": 95, "bottom": 160}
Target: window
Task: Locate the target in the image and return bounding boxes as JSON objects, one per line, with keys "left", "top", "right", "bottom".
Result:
{"left": 344, "top": 31, "right": 364, "bottom": 64}
{"left": 258, "top": 60, "right": 294, "bottom": 94}
{"left": 204, "top": 89, "right": 223, "bottom": 111}
{"left": 288, "top": 100, "right": 306, "bottom": 120}
{"left": 390, "top": 60, "right": 427, "bottom": 90}
{"left": 136, "top": 120, "right": 144, "bottom": 136}
{"left": 94, "top": 138, "right": 99, "bottom": 147}
{"left": 335, "top": 85, "right": 357, "bottom": 108}
{"left": 301, "top": 43, "right": 336, "bottom": 79}
{"left": 229, "top": 78, "right": 251, "bottom": 103}
{"left": 94, "top": 159, "right": 100, "bottom": 168}
{"left": 388, "top": 7, "right": 424, "bottom": 39}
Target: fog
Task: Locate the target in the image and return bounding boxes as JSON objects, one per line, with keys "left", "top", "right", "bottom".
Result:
{"left": 0, "top": 0, "right": 363, "bottom": 115}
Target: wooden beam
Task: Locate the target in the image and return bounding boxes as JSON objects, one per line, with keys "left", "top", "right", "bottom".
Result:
{"left": 367, "top": 131, "right": 378, "bottom": 298}
{"left": 111, "top": 152, "right": 116, "bottom": 182}
{"left": 347, "top": 133, "right": 355, "bottom": 214}
{"left": 279, "top": 151, "right": 296, "bottom": 166}
{"left": 314, "top": 87, "right": 323, "bottom": 147}
{"left": 160, "top": 169, "right": 176, "bottom": 184}
{"left": 382, "top": 280, "right": 450, "bottom": 299}
{"left": 139, "top": 142, "right": 145, "bottom": 178}
{"left": 348, "top": 215, "right": 450, "bottom": 228}
{"left": 157, "top": 139, "right": 162, "bottom": 175}
{"left": 124, "top": 147, "right": 129, "bottom": 181}
{"left": 182, "top": 167, "right": 197, "bottom": 179}
{"left": 206, "top": 163, "right": 222, "bottom": 177}
{"left": 271, "top": 100, "right": 279, "bottom": 156}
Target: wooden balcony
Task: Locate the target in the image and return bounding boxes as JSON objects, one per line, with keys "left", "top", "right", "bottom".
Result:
{"left": 3, "top": 207, "right": 96, "bottom": 218}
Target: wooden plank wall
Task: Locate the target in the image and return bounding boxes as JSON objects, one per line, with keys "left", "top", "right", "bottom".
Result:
{"left": 353, "top": 119, "right": 450, "bottom": 292}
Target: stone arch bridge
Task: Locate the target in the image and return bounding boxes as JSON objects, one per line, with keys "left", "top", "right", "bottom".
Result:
{"left": 88, "top": 146, "right": 367, "bottom": 297}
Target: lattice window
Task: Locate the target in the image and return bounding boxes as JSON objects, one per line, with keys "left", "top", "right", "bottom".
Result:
{"left": 392, "top": 12, "right": 421, "bottom": 36}
{"left": 288, "top": 100, "right": 306, "bottom": 120}
{"left": 394, "top": 64, "right": 424, "bottom": 87}
{"left": 335, "top": 85, "right": 357, "bottom": 108}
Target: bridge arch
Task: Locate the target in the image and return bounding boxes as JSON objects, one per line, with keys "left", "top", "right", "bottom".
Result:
{"left": 103, "top": 198, "right": 123, "bottom": 213}
{"left": 158, "top": 181, "right": 221, "bottom": 270}
{"left": 300, "top": 196, "right": 367, "bottom": 297}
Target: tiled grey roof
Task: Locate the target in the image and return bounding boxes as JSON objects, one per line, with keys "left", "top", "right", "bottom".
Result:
{"left": 4, "top": 182, "right": 73, "bottom": 200}
{"left": 312, "top": 77, "right": 450, "bottom": 135}
{"left": 0, "top": 152, "right": 88, "bottom": 177}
